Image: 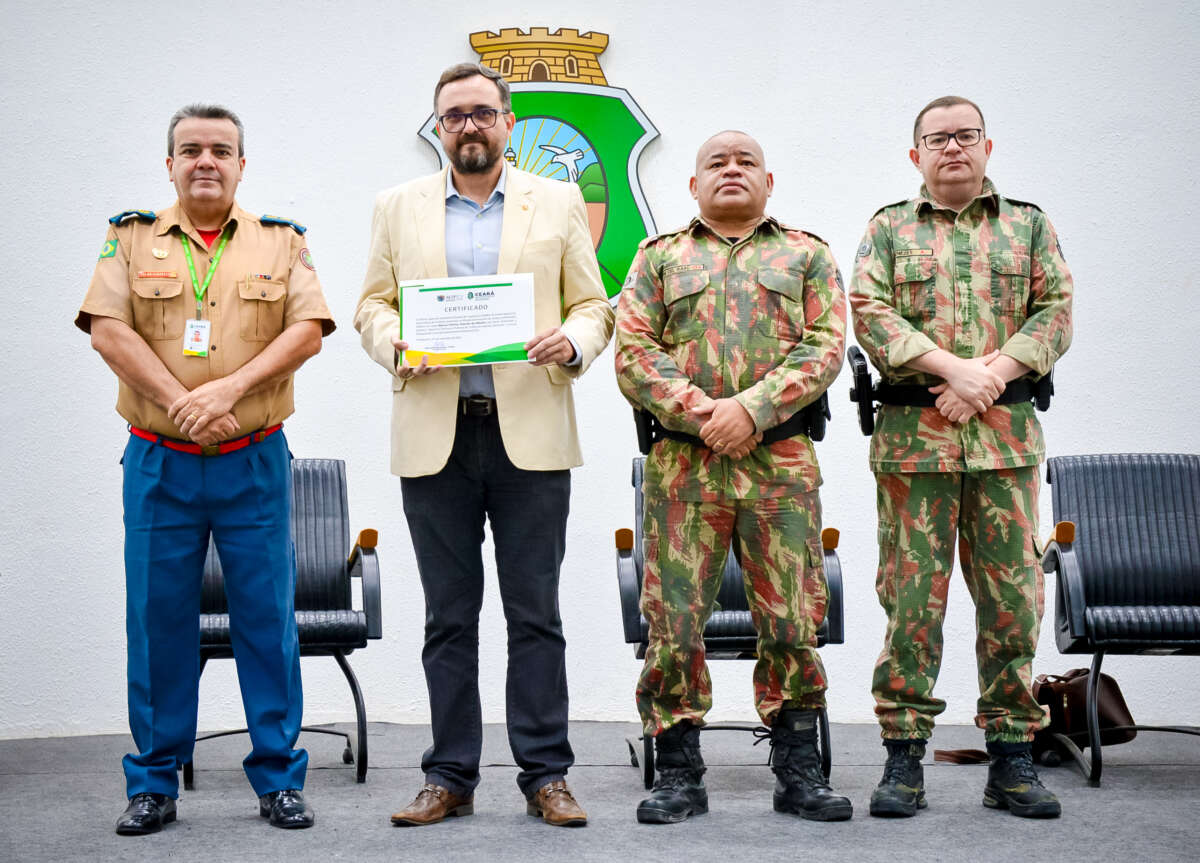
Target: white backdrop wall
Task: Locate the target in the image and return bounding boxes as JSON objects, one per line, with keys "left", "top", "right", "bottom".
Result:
{"left": 2, "top": 0, "right": 1198, "bottom": 742}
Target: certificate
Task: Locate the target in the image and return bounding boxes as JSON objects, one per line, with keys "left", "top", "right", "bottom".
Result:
{"left": 398, "top": 273, "right": 535, "bottom": 367}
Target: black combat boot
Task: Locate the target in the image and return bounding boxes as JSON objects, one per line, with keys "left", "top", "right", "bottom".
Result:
{"left": 636, "top": 721, "right": 708, "bottom": 824}
{"left": 769, "top": 709, "right": 852, "bottom": 821}
{"left": 983, "top": 742, "right": 1061, "bottom": 818}
{"left": 869, "top": 739, "right": 927, "bottom": 817}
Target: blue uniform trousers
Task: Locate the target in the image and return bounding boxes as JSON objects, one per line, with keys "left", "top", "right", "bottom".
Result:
{"left": 121, "top": 429, "right": 307, "bottom": 798}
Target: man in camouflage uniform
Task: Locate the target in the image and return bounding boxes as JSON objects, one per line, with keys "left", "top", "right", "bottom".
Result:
{"left": 615, "top": 131, "right": 850, "bottom": 824}
{"left": 849, "top": 96, "right": 1073, "bottom": 819}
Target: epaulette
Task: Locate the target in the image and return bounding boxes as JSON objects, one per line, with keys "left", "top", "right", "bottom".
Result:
{"left": 871, "top": 199, "right": 911, "bottom": 219}
{"left": 260, "top": 214, "right": 307, "bottom": 235}
{"left": 108, "top": 209, "right": 156, "bottom": 225}
{"left": 1002, "top": 197, "right": 1044, "bottom": 213}
{"left": 638, "top": 225, "right": 687, "bottom": 249}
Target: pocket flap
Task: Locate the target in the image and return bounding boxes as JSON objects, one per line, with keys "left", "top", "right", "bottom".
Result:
{"left": 893, "top": 257, "right": 935, "bottom": 284}
{"left": 238, "top": 280, "right": 287, "bottom": 302}
{"left": 989, "top": 252, "right": 1030, "bottom": 276}
{"left": 663, "top": 270, "right": 708, "bottom": 304}
{"left": 757, "top": 268, "right": 806, "bottom": 302}
{"left": 131, "top": 279, "right": 182, "bottom": 299}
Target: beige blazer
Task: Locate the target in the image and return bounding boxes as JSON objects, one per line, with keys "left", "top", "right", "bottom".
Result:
{"left": 355, "top": 166, "right": 614, "bottom": 478}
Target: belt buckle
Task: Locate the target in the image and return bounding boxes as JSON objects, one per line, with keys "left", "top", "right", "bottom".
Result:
{"left": 201, "top": 444, "right": 221, "bottom": 457}
{"left": 463, "top": 395, "right": 495, "bottom": 417}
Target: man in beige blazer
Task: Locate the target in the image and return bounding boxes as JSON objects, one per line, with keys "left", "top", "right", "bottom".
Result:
{"left": 355, "top": 63, "right": 613, "bottom": 829}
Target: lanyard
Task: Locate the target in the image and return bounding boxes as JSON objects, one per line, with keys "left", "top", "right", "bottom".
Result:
{"left": 180, "top": 228, "right": 231, "bottom": 316}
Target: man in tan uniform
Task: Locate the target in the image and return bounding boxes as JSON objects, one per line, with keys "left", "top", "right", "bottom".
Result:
{"left": 77, "top": 104, "right": 335, "bottom": 835}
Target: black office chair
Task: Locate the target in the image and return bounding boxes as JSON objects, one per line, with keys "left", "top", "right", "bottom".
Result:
{"left": 1041, "top": 452, "right": 1200, "bottom": 785}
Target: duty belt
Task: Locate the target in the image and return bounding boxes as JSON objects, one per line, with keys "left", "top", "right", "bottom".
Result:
{"left": 129, "top": 423, "right": 283, "bottom": 456}
{"left": 847, "top": 345, "right": 1054, "bottom": 436}
{"left": 632, "top": 391, "right": 830, "bottom": 456}
{"left": 874, "top": 379, "right": 1038, "bottom": 407}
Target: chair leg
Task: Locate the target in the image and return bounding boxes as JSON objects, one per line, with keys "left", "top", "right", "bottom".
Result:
{"left": 818, "top": 707, "right": 832, "bottom": 780}
{"left": 1087, "top": 650, "right": 1105, "bottom": 787}
{"left": 333, "top": 650, "right": 369, "bottom": 783}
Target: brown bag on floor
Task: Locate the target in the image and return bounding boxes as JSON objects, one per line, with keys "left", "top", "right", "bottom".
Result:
{"left": 933, "top": 668, "right": 1137, "bottom": 766}
{"left": 1033, "top": 668, "right": 1137, "bottom": 757}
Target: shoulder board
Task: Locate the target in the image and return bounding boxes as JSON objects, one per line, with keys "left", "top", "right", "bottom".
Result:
{"left": 1002, "top": 197, "right": 1044, "bottom": 213}
{"left": 799, "top": 229, "right": 828, "bottom": 246}
{"left": 260, "top": 214, "right": 307, "bottom": 234}
{"left": 871, "top": 198, "right": 911, "bottom": 219}
{"left": 108, "top": 209, "right": 156, "bottom": 225}
{"left": 638, "top": 225, "right": 688, "bottom": 249}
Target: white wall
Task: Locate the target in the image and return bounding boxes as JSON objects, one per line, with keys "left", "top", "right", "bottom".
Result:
{"left": 2, "top": 0, "right": 1198, "bottom": 742}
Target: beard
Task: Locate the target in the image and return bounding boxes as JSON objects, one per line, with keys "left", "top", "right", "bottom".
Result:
{"left": 447, "top": 135, "right": 503, "bottom": 174}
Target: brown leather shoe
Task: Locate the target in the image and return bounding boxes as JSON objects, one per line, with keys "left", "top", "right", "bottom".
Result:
{"left": 526, "top": 780, "right": 587, "bottom": 827}
{"left": 390, "top": 783, "right": 474, "bottom": 826}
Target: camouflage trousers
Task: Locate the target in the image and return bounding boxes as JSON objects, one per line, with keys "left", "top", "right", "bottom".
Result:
{"left": 637, "top": 490, "right": 829, "bottom": 736}
{"left": 871, "top": 467, "right": 1048, "bottom": 743}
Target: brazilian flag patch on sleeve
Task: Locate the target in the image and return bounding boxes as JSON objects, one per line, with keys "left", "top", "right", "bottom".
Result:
{"left": 99, "top": 238, "right": 118, "bottom": 259}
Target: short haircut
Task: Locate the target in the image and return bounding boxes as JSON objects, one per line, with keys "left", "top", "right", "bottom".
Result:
{"left": 433, "top": 62, "right": 511, "bottom": 115}
{"left": 913, "top": 96, "right": 985, "bottom": 146}
{"left": 168, "top": 104, "right": 245, "bottom": 157}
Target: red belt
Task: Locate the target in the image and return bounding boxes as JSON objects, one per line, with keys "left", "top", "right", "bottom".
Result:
{"left": 129, "top": 424, "right": 283, "bottom": 457}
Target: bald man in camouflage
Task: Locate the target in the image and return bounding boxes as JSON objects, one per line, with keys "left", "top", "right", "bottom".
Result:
{"left": 616, "top": 131, "right": 849, "bottom": 824}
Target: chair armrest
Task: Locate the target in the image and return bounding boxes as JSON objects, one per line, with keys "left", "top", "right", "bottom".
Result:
{"left": 348, "top": 528, "right": 383, "bottom": 640}
{"left": 615, "top": 528, "right": 643, "bottom": 645}
{"left": 821, "top": 527, "right": 845, "bottom": 645}
{"left": 1041, "top": 521, "right": 1085, "bottom": 648}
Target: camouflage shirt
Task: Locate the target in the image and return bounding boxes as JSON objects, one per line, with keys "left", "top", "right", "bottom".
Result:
{"left": 615, "top": 216, "right": 846, "bottom": 501}
{"left": 849, "top": 179, "right": 1073, "bottom": 474}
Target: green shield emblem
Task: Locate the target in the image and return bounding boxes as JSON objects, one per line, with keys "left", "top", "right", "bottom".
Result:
{"left": 418, "top": 28, "right": 659, "bottom": 301}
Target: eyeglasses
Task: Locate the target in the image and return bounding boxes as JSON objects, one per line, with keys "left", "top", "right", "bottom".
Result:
{"left": 920, "top": 128, "right": 983, "bottom": 150}
{"left": 438, "top": 108, "right": 510, "bottom": 133}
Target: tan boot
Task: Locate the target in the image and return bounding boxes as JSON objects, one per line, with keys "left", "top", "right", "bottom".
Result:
{"left": 526, "top": 780, "right": 587, "bottom": 827}
{"left": 390, "top": 783, "right": 474, "bottom": 826}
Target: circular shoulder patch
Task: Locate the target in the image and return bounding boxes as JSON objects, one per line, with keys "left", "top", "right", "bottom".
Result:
{"left": 856, "top": 242, "right": 872, "bottom": 259}
{"left": 299, "top": 248, "right": 315, "bottom": 271}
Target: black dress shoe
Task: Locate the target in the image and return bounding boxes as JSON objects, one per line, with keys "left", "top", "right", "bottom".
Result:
{"left": 258, "top": 788, "right": 315, "bottom": 829}
{"left": 115, "top": 792, "right": 176, "bottom": 835}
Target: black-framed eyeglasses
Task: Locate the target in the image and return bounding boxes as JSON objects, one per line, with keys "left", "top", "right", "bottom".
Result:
{"left": 438, "top": 108, "right": 510, "bottom": 133}
{"left": 920, "top": 128, "right": 983, "bottom": 150}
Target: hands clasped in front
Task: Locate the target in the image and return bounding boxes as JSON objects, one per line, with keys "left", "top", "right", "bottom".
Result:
{"left": 928, "top": 350, "right": 1007, "bottom": 423}
{"left": 691, "top": 396, "right": 762, "bottom": 459}
{"left": 167, "top": 379, "right": 241, "bottom": 446}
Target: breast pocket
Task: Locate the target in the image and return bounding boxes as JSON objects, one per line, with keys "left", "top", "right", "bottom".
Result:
{"left": 238, "top": 280, "right": 287, "bottom": 341}
{"left": 989, "top": 251, "right": 1031, "bottom": 316}
{"left": 754, "top": 268, "right": 806, "bottom": 342}
{"left": 130, "top": 279, "right": 185, "bottom": 340}
{"left": 892, "top": 257, "right": 936, "bottom": 321}
{"left": 662, "top": 270, "right": 708, "bottom": 344}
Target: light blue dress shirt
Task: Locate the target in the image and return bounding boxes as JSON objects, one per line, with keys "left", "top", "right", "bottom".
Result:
{"left": 445, "top": 166, "right": 506, "bottom": 397}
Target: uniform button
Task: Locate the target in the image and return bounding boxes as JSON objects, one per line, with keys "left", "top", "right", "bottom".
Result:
{"left": 211, "top": 345, "right": 217, "bottom": 351}
{"left": 260, "top": 290, "right": 267, "bottom": 297}
{"left": 154, "top": 289, "right": 160, "bottom": 296}
{"left": 210, "top": 300, "right": 216, "bottom": 306}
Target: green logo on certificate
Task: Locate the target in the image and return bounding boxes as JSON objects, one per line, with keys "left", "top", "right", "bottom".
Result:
{"left": 419, "top": 26, "right": 659, "bottom": 301}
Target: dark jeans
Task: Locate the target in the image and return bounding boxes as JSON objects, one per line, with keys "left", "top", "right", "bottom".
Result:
{"left": 401, "top": 411, "right": 573, "bottom": 796}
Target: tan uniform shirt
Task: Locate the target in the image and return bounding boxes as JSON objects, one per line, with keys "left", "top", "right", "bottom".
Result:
{"left": 77, "top": 202, "right": 335, "bottom": 439}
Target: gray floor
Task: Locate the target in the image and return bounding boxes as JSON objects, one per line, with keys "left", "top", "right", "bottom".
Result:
{"left": 1, "top": 721, "right": 1197, "bottom": 863}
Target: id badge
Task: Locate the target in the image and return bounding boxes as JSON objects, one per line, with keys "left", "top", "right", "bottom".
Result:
{"left": 183, "top": 318, "right": 211, "bottom": 357}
